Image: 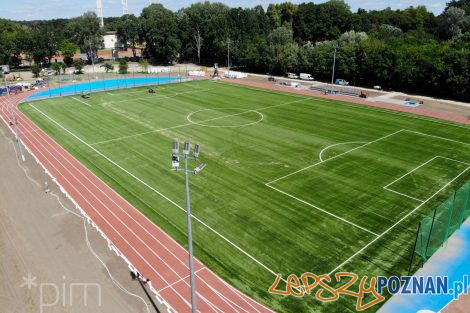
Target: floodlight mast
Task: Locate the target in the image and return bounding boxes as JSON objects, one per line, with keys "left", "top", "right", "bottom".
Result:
{"left": 171, "top": 140, "right": 206, "bottom": 313}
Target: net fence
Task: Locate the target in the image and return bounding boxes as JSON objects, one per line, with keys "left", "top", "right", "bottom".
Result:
{"left": 414, "top": 178, "right": 470, "bottom": 263}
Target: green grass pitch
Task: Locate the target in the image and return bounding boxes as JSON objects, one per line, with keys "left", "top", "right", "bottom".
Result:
{"left": 20, "top": 80, "right": 470, "bottom": 312}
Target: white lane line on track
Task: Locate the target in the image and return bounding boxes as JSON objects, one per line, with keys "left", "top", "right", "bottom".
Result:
{"left": 17, "top": 102, "right": 273, "bottom": 312}
{"left": 3, "top": 95, "right": 273, "bottom": 312}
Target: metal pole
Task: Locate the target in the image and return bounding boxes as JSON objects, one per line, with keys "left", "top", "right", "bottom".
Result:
{"left": 4, "top": 76, "right": 25, "bottom": 161}
{"left": 408, "top": 223, "right": 421, "bottom": 276}
{"left": 424, "top": 208, "right": 438, "bottom": 260}
{"left": 89, "top": 37, "right": 96, "bottom": 79}
{"left": 330, "top": 43, "right": 337, "bottom": 94}
{"left": 184, "top": 155, "right": 197, "bottom": 313}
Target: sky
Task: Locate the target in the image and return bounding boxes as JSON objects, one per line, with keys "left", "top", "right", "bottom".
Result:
{"left": 0, "top": 0, "right": 447, "bottom": 21}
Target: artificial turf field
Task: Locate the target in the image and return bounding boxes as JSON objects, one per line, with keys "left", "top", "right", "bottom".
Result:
{"left": 21, "top": 80, "right": 470, "bottom": 312}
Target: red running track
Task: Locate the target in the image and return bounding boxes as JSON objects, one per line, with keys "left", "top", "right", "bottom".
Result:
{"left": 0, "top": 91, "right": 273, "bottom": 313}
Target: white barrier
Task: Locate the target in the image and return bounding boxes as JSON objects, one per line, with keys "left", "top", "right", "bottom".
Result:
{"left": 224, "top": 71, "right": 248, "bottom": 79}
{"left": 148, "top": 67, "right": 171, "bottom": 73}
{"left": 188, "top": 70, "right": 206, "bottom": 77}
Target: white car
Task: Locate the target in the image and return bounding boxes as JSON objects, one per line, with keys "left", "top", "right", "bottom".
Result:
{"left": 287, "top": 73, "right": 299, "bottom": 79}
{"left": 300, "top": 73, "right": 314, "bottom": 81}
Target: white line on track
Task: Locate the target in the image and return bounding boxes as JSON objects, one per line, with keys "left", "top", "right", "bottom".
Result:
{"left": 27, "top": 102, "right": 281, "bottom": 281}
{"left": 71, "top": 97, "right": 92, "bottom": 107}
{"left": 158, "top": 268, "right": 205, "bottom": 292}
{"left": 11, "top": 102, "right": 247, "bottom": 312}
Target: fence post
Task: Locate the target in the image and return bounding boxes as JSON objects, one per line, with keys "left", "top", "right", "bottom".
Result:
{"left": 443, "top": 192, "right": 457, "bottom": 245}
{"left": 424, "top": 208, "right": 438, "bottom": 260}
{"left": 408, "top": 223, "right": 421, "bottom": 276}
{"left": 459, "top": 184, "right": 470, "bottom": 226}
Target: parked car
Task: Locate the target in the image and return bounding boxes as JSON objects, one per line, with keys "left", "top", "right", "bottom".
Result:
{"left": 335, "top": 79, "right": 349, "bottom": 85}
{"left": 300, "top": 73, "right": 314, "bottom": 81}
{"left": 287, "top": 73, "right": 299, "bottom": 79}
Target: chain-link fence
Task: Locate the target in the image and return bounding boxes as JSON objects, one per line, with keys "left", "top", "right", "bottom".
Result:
{"left": 409, "top": 178, "right": 470, "bottom": 273}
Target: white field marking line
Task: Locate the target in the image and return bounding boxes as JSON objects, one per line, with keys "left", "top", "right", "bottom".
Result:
{"left": 267, "top": 129, "right": 405, "bottom": 185}
{"left": 318, "top": 141, "right": 367, "bottom": 162}
{"left": 437, "top": 155, "right": 470, "bottom": 166}
{"left": 327, "top": 166, "right": 470, "bottom": 276}
{"left": 405, "top": 129, "right": 470, "bottom": 146}
{"left": 158, "top": 268, "right": 205, "bottom": 292}
{"left": 222, "top": 81, "right": 470, "bottom": 131}
{"left": 28, "top": 104, "right": 280, "bottom": 281}
{"left": 383, "top": 187, "right": 425, "bottom": 203}
{"left": 91, "top": 97, "right": 311, "bottom": 146}
{"left": 71, "top": 97, "right": 92, "bottom": 107}
{"left": 384, "top": 155, "right": 470, "bottom": 202}
{"left": 15, "top": 117, "right": 211, "bottom": 312}
{"left": 218, "top": 81, "right": 330, "bottom": 104}
{"left": 383, "top": 156, "right": 439, "bottom": 190}
{"left": 266, "top": 184, "right": 379, "bottom": 237}
{"left": 105, "top": 88, "right": 216, "bottom": 104}
{"left": 16, "top": 115, "right": 245, "bottom": 313}
{"left": 14, "top": 109, "right": 251, "bottom": 313}
{"left": 16, "top": 126, "right": 195, "bottom": 311}
{"left": 186, "top": 107, "right": 264, "bottom": 128}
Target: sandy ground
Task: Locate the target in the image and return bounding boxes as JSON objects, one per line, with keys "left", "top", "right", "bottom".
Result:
{"left": 0, "top": 124, "right": 159, "bottom": 312}
{"left": 444, "top": 288, "right": 470, "bottom": 313}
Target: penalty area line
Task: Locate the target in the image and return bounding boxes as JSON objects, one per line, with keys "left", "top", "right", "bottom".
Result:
{"left": 71, "top": 97, "right": 92, "bottom": 107}
{"left": 327, "top": 166, "right": 470, "bottom": 276}
{"left": 265, "top": 183, "right": 380, "bottom": 237}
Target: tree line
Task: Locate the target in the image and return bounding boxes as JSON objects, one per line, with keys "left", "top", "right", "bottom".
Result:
{"left": 0, "top": 0, "right": 469, "bottom": 100}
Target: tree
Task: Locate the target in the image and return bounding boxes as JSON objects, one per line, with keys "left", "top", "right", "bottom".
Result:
{"left": 115, "top": 14, "right": 140, "bottom": 58}
{"left": 51, "top": 62, "right": 61, "bottom": 74}
{"left": 73, "top": 59, "right": 85, "bottom": 74}
{"left": 61, "top": 62, "right": 68, "bottom": 74}
{"left": 65, "top": 12, "right": 103, "bottom": 63}
{"left": 31, "top": 64, "right": 41, "bottom": 77}
{"left": 139, "top": 58, "right": 149, "bottom": 72}
{"left": 192, "top": 27, "right": 203, "bottom": 64}
{"left": 60, "top": 39, "right": 79, "bottom": 66}
{"left": 101, "top": 62, "right": 114, "bottom": 73}
{"left": 118, "top": 59, "right": 128, "bottom": 74}
{"left": 140, "top": 4, "right": 181, "bottom": 63}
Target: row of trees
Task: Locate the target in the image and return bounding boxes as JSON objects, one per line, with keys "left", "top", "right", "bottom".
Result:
{"left": 0, "top": 0, "right": 469, "bottom": 100}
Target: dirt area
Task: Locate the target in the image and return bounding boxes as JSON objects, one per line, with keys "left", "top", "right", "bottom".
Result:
{"left": 443, "top": 288, "right": 470, "bottom": 313}
{"left": 239, "top": 73, "right": 470, "bottom": 123}
{"left": 0, "top": 124, "right": 157, "bottom": 312}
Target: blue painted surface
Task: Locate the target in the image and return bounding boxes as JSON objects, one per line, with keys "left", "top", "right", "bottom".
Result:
{"left": 27, "top": 77, "right": 180, "bottom": 100}
{"left": 380, "top": 219, "right": 470, "bottom": 313}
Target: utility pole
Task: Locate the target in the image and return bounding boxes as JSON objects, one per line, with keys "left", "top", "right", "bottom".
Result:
{"left": 89, "top": 37, "right": 96, "bottom": 79}
{"left": 226, "top": 38, "right": 232, "bottom": 71}
{"left": 330, "top": 42, "right": 338, "bottom": 94}
{"left": 4, "top": 76, "right": 25, "bottom": 161}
